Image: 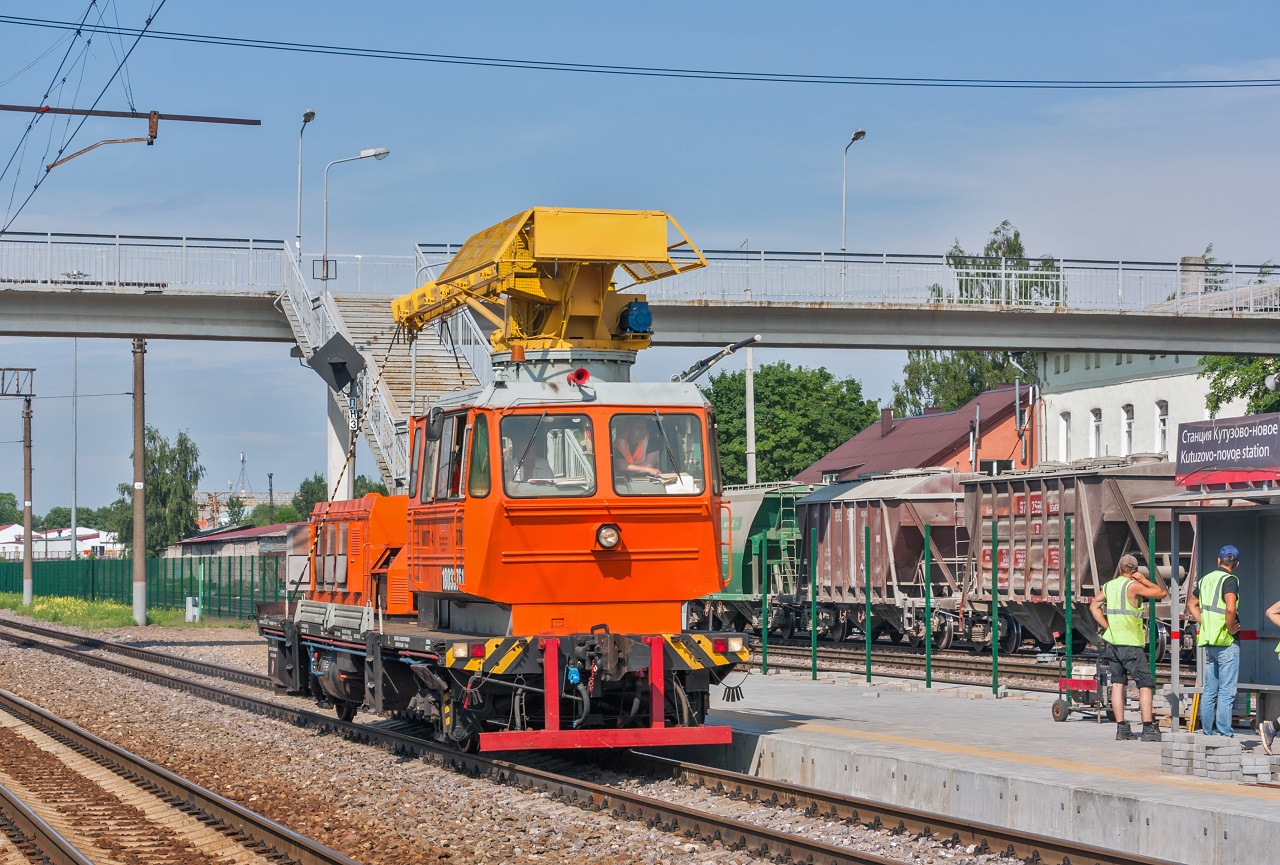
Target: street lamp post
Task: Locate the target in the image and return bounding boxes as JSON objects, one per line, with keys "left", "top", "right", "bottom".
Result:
{"left": 321, "top": 147, "right": 390, "bottom": 298}
{"left": 841, "top": 128, "right": 867, "bottom": 253}
{"left": 295, "top": 110, "right": 315, "bottom": 265}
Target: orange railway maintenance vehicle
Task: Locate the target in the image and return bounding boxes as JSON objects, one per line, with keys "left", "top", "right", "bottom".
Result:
{"left": 259, "top": 208, "right": 750, "bottom": 751}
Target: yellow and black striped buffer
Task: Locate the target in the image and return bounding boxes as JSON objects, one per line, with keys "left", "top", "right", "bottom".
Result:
{"left": 444, "top": 637, "right": 532, "bottom": 674}
{"left": 663, "top": 634, "right": 749, "bottom": 671}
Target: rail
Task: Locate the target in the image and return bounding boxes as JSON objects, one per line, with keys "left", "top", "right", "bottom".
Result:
{"left": 0, "top": 688, "right": 362, "bottom": 865}
{"left": 0, "top": 624, "right": 1174, "bottom": 865}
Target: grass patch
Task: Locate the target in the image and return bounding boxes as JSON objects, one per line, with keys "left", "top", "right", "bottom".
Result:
{"left": 0, "top": 593, "right": 254, "bottom": 630}
{"left": 146, "top": 608, "right": 253, "bottom": 629}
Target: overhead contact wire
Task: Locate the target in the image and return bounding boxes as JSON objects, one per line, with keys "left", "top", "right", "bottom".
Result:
{"left": 0, "top": 0, "right": 167, "bottom": 237}
{"left": 4, "top": 14, "right": 1280, "bottom": 90}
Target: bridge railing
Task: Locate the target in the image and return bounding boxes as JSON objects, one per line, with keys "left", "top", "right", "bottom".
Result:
{"left": 638, "top": 250, "right": 1280, "bottom": 315}
{"left": 0, "top": 231, "right": 288, "bottom": 291}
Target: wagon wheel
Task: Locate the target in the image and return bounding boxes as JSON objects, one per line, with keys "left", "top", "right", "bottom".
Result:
{"left": 935, "top": 616, "right": 955, "bottom": 651}
{"left": 998, "top": 616, "right": 1023, "bottom": 655}
{"left": 824, "top": 614, "right": 850, "bottom": 643}
{"left": 1153, "top": 622, "right": 1169, "bottom": 664}
{"left": 779, "top": 611, "right": 796, "bottom": 641}
{"left": 335, "top": 700, "right": 358, "bottom": 723}
{"left": 886, "top": 627, "right": 905, "bottom": 645}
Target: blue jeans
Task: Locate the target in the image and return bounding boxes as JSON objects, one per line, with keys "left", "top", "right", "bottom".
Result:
{"left": 1201, "top": 642, "right": 1240, "bottom": 737}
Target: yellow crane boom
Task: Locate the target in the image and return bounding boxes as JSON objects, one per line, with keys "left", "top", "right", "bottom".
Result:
{"left": 392, "top": 207, "right": 706, "bottom": 353}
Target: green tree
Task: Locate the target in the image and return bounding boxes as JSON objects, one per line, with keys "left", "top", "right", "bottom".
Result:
{"left": 1198, "top": 246, "right": 1276, "bottom": 417}
{"left": 111, "top": 426, "right": 205, "bottom": 556}
{"left": 249, "top": 503, "right": 302, "bottom": 526}
{"left": 1199, "top": 355, "right": 1280, "bottom": 416}
{"left": 703, "top": 361, "right": 879, "bottom": 484}
{"left": 0, "top": 492, "right": 19, "bottom": 526}
{"left": 893, "top": 221, "right": 1048, "bottom": 416}
{"left": 893, "top": 350, "right": 1037, "bottom": 416}
{"left": 292, "top": 473, "right": 327, "bottom": 520}
{"left": 41, "top": 506, "right": 71, "bottom": 529}
{"left": 354, "top": 474, "right": 388, "bottom": 497}
{"left": 225, "top": 495, "right": 247, "bottom": 524}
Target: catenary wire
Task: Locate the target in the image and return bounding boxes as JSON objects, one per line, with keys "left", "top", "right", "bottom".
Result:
{"left": 3, "top": 14, "right": 1280, "bottom": 90}
{"left": 0, "top": 0, "right": 167, "bottom": 238}
{"left": 0, "top": 2, "right": 97, "bottom": 207}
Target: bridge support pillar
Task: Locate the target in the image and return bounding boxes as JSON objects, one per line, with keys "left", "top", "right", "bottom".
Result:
{"left": 326, "top": 395, "right": 355, "bottom": 500}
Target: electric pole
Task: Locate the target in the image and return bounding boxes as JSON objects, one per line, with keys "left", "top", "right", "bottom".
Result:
{"left": 268, "top": 473, "right": 275, "bottom": 524}
{"left": 0, "top": 369, "right": 35, "bottom": 604}
{"left": 132, "top": 339, "right": 146, "bottom": 625}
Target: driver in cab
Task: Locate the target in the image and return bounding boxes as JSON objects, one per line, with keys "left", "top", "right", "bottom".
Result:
{"left": 613, "top": 416, "right": 661, "bottom": 479}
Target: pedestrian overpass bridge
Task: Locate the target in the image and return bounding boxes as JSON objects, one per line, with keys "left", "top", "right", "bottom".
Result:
{"left": 2, "top": 230, "right": 1276, "bottom": 493}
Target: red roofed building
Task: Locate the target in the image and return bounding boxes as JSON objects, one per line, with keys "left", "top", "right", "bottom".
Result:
{"left": 794, "top": 386, "right": 1038, "bottom": 484}
{"left": 162, "top": 522, "right": 304, "bottom": 560}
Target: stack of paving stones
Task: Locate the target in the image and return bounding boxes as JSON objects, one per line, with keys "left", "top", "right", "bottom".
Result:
{"left": 1161, "top": 732, "right": 1280, "bottom": 782}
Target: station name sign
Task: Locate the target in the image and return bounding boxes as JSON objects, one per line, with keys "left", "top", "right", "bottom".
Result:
{"left": 1176, "top": 412, "right": 1280, "bottom": 485}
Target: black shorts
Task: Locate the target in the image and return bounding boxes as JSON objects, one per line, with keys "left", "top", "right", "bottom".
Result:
{"left": 1102, "top": 643, "right": 1154, "bottom": 689}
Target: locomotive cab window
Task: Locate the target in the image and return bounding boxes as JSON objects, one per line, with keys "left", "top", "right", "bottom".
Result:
{"left": 468, "top": 413, "right": 491, "bottom": 498}
{"left": 500, "top": 413, "right": 596, "bottom": 498}
{"left": 435, "top": 413, "right": 467, "bottom": 500}
{"left": 611, "top": 413, "right": 706, "bottom": 496}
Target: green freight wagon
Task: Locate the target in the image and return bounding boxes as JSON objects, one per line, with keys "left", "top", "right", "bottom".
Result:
{"left": 686, "top": 482, "right": 822, "bottom": 633}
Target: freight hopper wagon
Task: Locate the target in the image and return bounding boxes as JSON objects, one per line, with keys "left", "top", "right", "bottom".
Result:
{"left": 688, "top": 482, "right": 816, "bottom": 634}
{"left": 259, "top": 208, "right": 749, "bottom": 751}
{"left": 963, "top": 457, "right": 1192, "bottom": 657}
{"left": 796, "top": 470, "right": 975, "bottom": 647}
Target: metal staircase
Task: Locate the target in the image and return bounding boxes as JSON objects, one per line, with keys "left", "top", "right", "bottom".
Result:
{"left": 277, "top": 253, "right": 492, "bottom": 492}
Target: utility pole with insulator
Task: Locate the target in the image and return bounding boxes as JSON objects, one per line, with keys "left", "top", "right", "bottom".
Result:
{"left": 132, "top": 339, "right": 146, "bottom": 626}
{"left": 268, "top": 473, "right": 275, "bottom": 524}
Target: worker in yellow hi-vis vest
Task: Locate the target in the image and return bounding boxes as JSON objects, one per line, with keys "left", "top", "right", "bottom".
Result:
{"left": 1090, "top": 554, "right": 1168, "bottom": 741}
{"left": 1256, "top": 597, "right": 1280, "bottom": 754}
{"left": 1185, "top": 545, "right": 1243, "bottom": 738}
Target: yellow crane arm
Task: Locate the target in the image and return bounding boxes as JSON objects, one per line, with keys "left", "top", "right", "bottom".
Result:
{"left": 392, "top": 207, "right": 706, "bottom": 353}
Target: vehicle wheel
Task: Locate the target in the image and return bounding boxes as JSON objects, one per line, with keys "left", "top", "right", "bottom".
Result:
{"left": 1036, "top": 639, "right": 1056, "bottom": 653}
{"left": 998, "top": 616, "right": 1023, "bottom": 655}
{"left": 935, "top": 616, "right": 955, "bottom": 651}
{"left": 780, "top": 611, "right": 796, "bottom": 641}
{"left": 732, "top": 614, "right": 749, "bottom": 633}
{"left": 1051, "top": 699, "right": 1070, "bottom": 722}
{"left": 335, "top": 701, "right": 358, "bottom": 723}
{"left": 887, "top": 627, "right": 905, "bottom": 645}
{"left": 824, "top": 615, "right": 849, "bottom": 642}
{"left": 1153, "top": 622, "right": 1169, "bottom": 664}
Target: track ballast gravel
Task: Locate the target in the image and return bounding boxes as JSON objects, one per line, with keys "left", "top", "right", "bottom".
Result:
{"left": 0, "top": 613, "right": 1019, "bottom": 865}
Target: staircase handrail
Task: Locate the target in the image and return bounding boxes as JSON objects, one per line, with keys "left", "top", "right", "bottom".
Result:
{"left": 281, "top": 250, "right": 408, "bottom": 488}
{"left": 415, "top": 243, "right": 493, "bottom": 386}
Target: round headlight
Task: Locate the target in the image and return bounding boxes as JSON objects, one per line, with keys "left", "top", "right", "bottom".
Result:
{"left": 596, "top": 524, "right": 621, "bottom": 549}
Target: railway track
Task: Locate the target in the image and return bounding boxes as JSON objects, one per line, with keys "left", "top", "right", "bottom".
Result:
{"left": 0, "top": 620, "right": 1175, "bottom": 865}
{"left": 754, "top": 639, "right": 1174, "bottom": 691}
{"left": 0, "top": 687, "right": 360, "bottom": 865}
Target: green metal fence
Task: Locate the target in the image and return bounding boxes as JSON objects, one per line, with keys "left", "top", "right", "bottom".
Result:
{"left": 0, "top": 556, "right": 285, "bottom": 619}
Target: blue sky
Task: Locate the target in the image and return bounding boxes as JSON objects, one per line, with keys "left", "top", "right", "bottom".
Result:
{"left": 2, "top": 1, "right": 1280, "bottom": 509}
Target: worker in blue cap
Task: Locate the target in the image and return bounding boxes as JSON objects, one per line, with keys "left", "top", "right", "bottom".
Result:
{"left": 1186, "top": 545, "right": 1243, "bottom": 737}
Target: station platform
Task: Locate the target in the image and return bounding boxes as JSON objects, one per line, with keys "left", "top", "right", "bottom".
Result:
{"left": 683, "top": 671, "right": 1280, "bottom": 865}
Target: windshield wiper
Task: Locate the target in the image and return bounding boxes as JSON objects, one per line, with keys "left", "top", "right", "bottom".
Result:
{"left": 651, "top": 409, "right": 681, "bottom": 474}
{"left": 513, "top": 411, "right": 548, "bottom": 480}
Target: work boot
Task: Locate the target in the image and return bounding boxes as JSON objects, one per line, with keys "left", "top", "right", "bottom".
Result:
{"left": 1116, "top": 722, "right": 1136, "bottom": 741}
{"left": 1260, "top": 720, "right": 1277, "bottom": 755}
{"left": 1140, "top": 722, "right": 1162, "bottom": 742}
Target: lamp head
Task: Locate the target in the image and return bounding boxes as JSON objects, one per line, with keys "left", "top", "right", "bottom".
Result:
{"left": 302, "top": 109, "right": 316, "bottom": 124}
{"left": 851, "top": 128, "right": 867, "bottom": 142}
{"left": 360, "top": 147, "right": 390, "bottom": 160}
